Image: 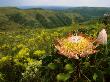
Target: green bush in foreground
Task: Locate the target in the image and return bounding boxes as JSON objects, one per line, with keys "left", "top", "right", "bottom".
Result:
{"left": 0, "top": 23, "right": 110, "bottom": 82}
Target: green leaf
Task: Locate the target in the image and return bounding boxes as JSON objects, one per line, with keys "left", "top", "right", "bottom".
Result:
{"left": 64, "top": 64, "right": 73, "bottom": 70}
{"left": 33, "top": 50, "right": 45, "bottom": 57}
{"left": 56, "top": 73, "right": 70, "bottom": 81}
{"left": 48, "top": 63, "right": 57, "bottom": 70}
{"left": 93, "top": 73, "right": 98, "bottom": 81}
{"left": 64, "top": 64, "right": 74, "bottom": 73}
{"left": 83, "top": 62, "right": 90, "bottom": 68}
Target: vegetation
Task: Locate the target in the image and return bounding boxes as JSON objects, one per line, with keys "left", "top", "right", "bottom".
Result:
{"left": 0, "top": 7, "right": 73, "bottom": 31}
{"left": 0, "top": 7, "right": 110, "bottom": 31}
{"left": 0, "top": 7, "right": 110, "bottom": 82}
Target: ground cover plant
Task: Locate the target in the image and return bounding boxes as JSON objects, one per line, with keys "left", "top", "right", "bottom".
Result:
{"left": 0, "top": 21, "right": 110, "bottom": 82}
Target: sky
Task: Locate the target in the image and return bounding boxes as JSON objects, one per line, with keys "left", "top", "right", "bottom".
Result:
{"left": 0, "top": 0, "right": 110, "bottom": 7}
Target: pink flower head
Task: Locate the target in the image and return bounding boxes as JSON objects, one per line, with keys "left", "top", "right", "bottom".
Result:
{"left": 54, "top": 34, "right": 98, "bottom": 59}
{"left": 97, "top": 29, "right": 107, "bottom": 45}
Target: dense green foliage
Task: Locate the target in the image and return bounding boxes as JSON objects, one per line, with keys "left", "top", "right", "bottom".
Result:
{"left": 0, "top": 7, "right": 110, "bottom": 82}
{"left": 0, "top": 22, "right": 110, "bottom": 82}
{"left": 102, "top": 14, "right": 110, "bottom": 25}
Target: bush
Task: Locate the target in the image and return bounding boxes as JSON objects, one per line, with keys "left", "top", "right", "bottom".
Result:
{"left": 0, "top": 56, "right": 25, "bottom": 82}
{"left": 21, "top": 60, "right": 42, "bottom": 82}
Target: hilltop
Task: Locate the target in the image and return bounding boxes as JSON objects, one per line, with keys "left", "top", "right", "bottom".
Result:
{"left": 0, "top": 7, "right": 110, "bottom": 31}
{"left": 0, "top": 7, "right": 73, "bottom": 31}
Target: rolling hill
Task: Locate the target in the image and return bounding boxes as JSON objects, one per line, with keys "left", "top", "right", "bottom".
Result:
{"left": 0, "top": 7, "right": 110, "bottom": 31}
{"left": 0, "top": 7, "right": 72, "bottom": 31}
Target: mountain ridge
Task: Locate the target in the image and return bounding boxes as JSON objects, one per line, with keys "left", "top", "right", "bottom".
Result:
{"left": 0, "top": 7, "right": 110, "bottom": 31}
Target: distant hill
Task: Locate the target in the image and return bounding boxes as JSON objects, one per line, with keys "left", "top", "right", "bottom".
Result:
{"left": 0, "top": 7, "right": 110, "bottom": 31}
{"left": 59, "top": 7, "right": 110, "bottom": 23}
{"left": 17, "top": 6, "right": 71, "bottom": 10}
{"left": 18, "top": 6, "right": 110, "bottom": 16}
{"left": 18, "top": 6, "right": 110, "bottom": 22}
{"left": 63, "top": 7, "right": 110, "bottom": 17}
{"left": 0, "top": 7, "right": 72, "bottom": 31}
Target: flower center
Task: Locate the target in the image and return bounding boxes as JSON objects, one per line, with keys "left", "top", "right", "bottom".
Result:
{"left": 68, "top": 36, "right": 82, "bottom": 43}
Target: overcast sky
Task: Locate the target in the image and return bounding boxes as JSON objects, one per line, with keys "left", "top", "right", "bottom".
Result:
{"left": 0, "top": 0, "right": 110, "bottom": 7}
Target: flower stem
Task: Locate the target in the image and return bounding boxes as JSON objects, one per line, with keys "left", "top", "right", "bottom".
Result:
{"left": 76, "top": 59, "right": 81, "bottom": 80}
{"left": 105, "top": 44, "right": 108, "bottom": 57}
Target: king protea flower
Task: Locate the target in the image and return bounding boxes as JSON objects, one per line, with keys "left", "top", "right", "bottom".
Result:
{"left": 97, "top": 29, "right": 107, "bottom": 45}
{"left": 55, "top": 34, "right": 98, "bottom": 59}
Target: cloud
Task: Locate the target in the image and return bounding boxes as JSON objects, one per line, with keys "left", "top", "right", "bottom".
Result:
{"left": 0, "top": 0, "right": 21, "bottom": 6}
{"left": 0, "top": 0, "right": 110, "bottom": 7}
{"left": 21, "top": 0, "right": 69, "bottom": 6}
{"left": 21, "top": 0, "right": 110, "bottom": 7}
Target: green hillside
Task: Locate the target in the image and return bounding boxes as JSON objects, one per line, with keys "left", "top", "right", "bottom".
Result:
{"left": 59, "top": 7, "right": 110, "bottom": 22}
{"left": 0, "top": 7, "right": 110, "bottom": 31}
{"left": 0, "top": 7, "right": 72, "bottom": 31}
{"left": 62, "top": 7, "right": 110, "bottom": 17}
